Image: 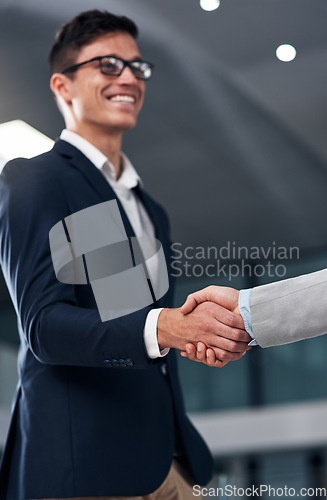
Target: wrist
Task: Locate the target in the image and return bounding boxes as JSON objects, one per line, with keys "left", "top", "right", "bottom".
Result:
{"left": 157, "top": 307, "right": 183, "bottom": 350}
{"left": 157, "top": 308, "right": 173, "bottom": 350}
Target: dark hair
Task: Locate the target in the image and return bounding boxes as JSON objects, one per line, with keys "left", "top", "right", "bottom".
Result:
{"left": 48, "top": 9, "right": 138, "bottom": 75}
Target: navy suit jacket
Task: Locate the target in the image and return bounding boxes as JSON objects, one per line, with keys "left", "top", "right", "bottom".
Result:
{"left": 0, "top": 140, "right": 213, "bottom": 499}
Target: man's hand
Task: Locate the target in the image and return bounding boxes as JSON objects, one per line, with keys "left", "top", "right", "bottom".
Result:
{"left": 157, "top": 300, "right": 251, "bottom": 368}
{"left": 177, "top": 286, "right": 251, "bottom": 367}
{"left": 180, "top": 342, "right": 229, "bottom": 367}
{"left": 181, "top": 285, "right": 240, "bottom": 315}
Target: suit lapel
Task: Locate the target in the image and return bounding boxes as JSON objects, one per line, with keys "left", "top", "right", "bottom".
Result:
{"left": 54, "top": 139, "right": 114, "bottom": 202}
{"left": 54, "top": 139, "right": 136, "bottom": 237}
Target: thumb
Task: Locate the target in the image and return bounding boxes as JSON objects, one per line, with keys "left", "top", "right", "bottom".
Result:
{"left": 180, "top": 295, "right": 199, "bottom": 314}
{"left": 180, "top": 286, "right": 214, "bottom": 314}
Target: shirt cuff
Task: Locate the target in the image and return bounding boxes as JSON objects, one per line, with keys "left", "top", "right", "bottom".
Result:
{"left": 238, "top": 289, "right": 258, "bottom": 346}
{"left": 144, "top": 308, "right": 170, "bottom": 359}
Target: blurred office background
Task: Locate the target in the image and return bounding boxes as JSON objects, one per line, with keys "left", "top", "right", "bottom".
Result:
{"left": 1, "top": 0, "right": 327, "bottom": 495}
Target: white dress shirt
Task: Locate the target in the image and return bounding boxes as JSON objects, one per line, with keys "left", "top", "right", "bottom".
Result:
{"left": 60, "top": 129, "right": 168, "bottom": 359}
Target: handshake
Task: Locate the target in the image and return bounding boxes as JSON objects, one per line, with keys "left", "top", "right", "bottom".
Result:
{"left": 157, "top": 286, "right": 251, "bottom": 368}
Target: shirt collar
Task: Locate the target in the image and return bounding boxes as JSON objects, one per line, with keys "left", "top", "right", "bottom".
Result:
{"left": 60, "top": 129, "right": 143, "bottom": 189}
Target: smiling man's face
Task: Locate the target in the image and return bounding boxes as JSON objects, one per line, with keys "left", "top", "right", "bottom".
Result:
{"left": 65, "top": 31, "right": 146, "bottom": 137}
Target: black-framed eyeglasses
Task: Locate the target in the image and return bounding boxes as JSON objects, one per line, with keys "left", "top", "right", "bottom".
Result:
{"left": 61, "top": 55, "right": 154, "bottom": 81}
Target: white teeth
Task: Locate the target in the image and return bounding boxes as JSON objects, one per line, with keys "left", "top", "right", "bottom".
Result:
{"left": 110, "top": 95, "right": 135, "bottom": 103}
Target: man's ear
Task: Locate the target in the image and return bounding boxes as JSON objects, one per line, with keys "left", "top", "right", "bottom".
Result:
{"left": 50, "top": 73, "right": 74, "bottom": 104}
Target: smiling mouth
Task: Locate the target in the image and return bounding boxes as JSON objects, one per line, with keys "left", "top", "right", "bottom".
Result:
{"left": 108, "top": 95, "right": 136, "bottom": 103}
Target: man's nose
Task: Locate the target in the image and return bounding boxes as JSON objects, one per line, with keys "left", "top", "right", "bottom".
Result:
{"left": 118, "top": 65, "right": 138, "bottom": 83}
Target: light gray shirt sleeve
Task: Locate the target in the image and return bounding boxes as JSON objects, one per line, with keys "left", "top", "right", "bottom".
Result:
{"left": 238, "top": 289, "right": 258, "bottom": 346}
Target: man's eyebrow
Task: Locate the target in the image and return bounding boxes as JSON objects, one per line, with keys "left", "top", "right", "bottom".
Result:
{"left": 102, "top": 54, "right": 144, "bottom": 62}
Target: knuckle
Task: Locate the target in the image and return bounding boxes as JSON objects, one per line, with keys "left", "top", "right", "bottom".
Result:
{"left": 230, "top": 314, "right": 242, "bottom": 329}
{"left": 219, "top": 351, "right": 229, "bottom": 362}
{"left": 232, "top": 329, "right": 243, "bottom": 341}
{"left": 227, "top": 340, "right": 238, "bottom": 351}
{"left": 224, "top": 311, "right": 235, "bottom": 325}
{"left": 233, "top": 328, "right": 246, "bottom": 341}
{"left": 201, "top": 319, "right": 212, "bottom": 332}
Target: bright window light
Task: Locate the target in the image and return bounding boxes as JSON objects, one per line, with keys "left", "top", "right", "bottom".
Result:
{"left": 0, "top": 120, "right": 54, "bottom": 170}
{"left": 200, "top": 0, "right": 220, "bottom": 12}
{"left": 276, "top": 44, "right": 297, "bottom": 62}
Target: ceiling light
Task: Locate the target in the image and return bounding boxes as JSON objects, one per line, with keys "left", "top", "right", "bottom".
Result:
{"left": 200, "top": 0, "right": 220, "bottom": 12}
{"left": 0, "top": 120, "right": 54, "bottom": 171}
{"left": 276, "top": 44, "right": 297, "bottom": 62}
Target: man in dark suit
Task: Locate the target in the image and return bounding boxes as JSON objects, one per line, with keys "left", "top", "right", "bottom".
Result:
{"left": 0, "top": 10, "right": 249, "bottom": 499}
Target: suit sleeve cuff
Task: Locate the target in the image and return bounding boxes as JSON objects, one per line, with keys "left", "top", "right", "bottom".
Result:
{"left": 144, "top": 308, "right": 170, "bottom": 359}
{"left": 238, "top": 289, "right": 258, "bottom": 346}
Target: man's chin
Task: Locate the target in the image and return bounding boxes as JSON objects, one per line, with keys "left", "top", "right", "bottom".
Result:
{"left": 108, "top": 118, "right": 138, "bottom": 133}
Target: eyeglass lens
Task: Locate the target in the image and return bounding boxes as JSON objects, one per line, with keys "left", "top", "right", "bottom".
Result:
{"left": 100, "top": 57, "right": 152, "bottom": 80}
